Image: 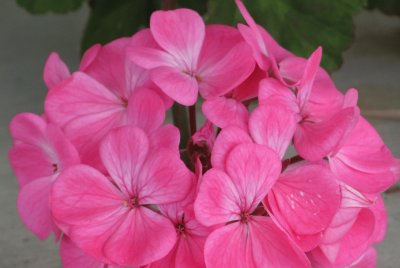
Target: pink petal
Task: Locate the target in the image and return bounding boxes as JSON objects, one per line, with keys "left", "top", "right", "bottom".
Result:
{"left": 225, "top": 143, "right": 281, "bottom": 212}
{"left": 258, "top": 78, "right": 298, "bottom": 111}
{"left": 100, "top": 126, "right": 149, "bottom": 197}
{"left": 249, "top": 104, "right": 298, "bottom": 158}
{"left": 294, "top": 107, "right": 359, "bottom": 161}
{"left": 138, "top": 148, "right": 193, "bottom": 205}
{"left": 18, "top": 175, "right": 56, "bottom": 240}
{"left": 79, "top": 44, "right": 101, "bottom": 71}
{"left": 232, "top": 66, "right": 266, "bottom": 101}
{"left": 126, "top": 88, "right": 165, "bottom": 132}
{"left": 268, "top": 163, "right": 340, "bottom": 235}
{"left": 351, "top": 247, "right": 376, "bottom": 268}
{"left": 45, "top": 72, "right": 126, "bottom": 168}
{"left": 60, "top": 236, "right": 105, "bottom": 268}
{"left": 150, "top": 9, "right": 205, "bottom": 70}
{"left": 211, "top": 126, "right": 252, "bottom": 169}
{"left": 202, "top": 97, "right": 249, "bottom": 129}
{"left": 205, "top": 223, "right": 251, "bottom": 268}
{"left": 194, "top": 169, "right": 241, "bottom": 226}
{"left": 43, "top": 52, "right": 70, "bottom": 90}
{"left": 127, "top": 46, "right": 177, "bottom": 69}
{"left": 103, "top": 207, "right": 176, "bottom": 266}
{"left": 150, "top": 66, "right": 198, "bottom": 105}
{"left": 370, "top": 195, "right": 387, "bottom": 243}
{"left": 149, "top": 124, "right": 180, "bottom": 155}
{"left": 198, "top": 42, "right": 255, "bottom": 99}
{"left": 248, "top": 217, "right": 310, "bottom": 267}
{"left": 9, "top": 113, "right": 47, "bottom": 146}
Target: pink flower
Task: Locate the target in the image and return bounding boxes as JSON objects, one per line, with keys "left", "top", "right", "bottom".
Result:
{"left": 8, "top": 113, "right": 80, "bottom": 239}
{"left": 128, "top": 9, "right": 255, "bottom": 105}
{"left": 51, "top": 126, "right": 192, "bottom": 266}
{"left": 329, "top": 116, "right": 397, "bottom": 194}
{"left": 194, "top": 143, "right": 310, "bottom": 267}
{"left": 45, "top": 37, "right": 167, "bottom": 170}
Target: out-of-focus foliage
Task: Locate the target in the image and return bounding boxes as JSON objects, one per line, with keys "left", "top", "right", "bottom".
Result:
{"left": 367, "top": 0, "right": 400, "bottom": 16}
{"left": 16, "top": 0, "right": 84, "bottom": 14}
{"left": 81, "top": 0, "right": 159, "bottom": 53}
{"left": 206, "top": 0, "right": 366, "bottom": 72}
{"left": 16, "top": 0, "right": 372, "bottom": 72}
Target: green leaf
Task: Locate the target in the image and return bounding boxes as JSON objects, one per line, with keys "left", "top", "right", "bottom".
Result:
{"left": 206, "top": 0, "right": 366, "bottom": 72}
{"left": 81, "top": 0, "right": 160, "bottom": 53}
{"left": 177, "top": 0, "right": 208, "bottom": 15}
{"left": 16, "top": 0, "right": 85, "bottom": 14}
{"left": 367, "top": 0, "right": 400, "bottom": 16}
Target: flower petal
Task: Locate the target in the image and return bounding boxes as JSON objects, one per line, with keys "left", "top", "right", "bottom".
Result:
{"left": 225, "top": 143, "right": 281, "bottom": 212}
{"left": 150, "top": 8, "right": 205, "bottom": 70}
{"left": 150, "top": 66, "right": 198, "bottom": 106}
{"left": 195, "top": 169, "right": 241, "bottom": 226}
{"left": 202, "top": 97, "right": 249, "bottom": 129}
{"left": 18, "top": 175, "right": 56, "bottom": 240}
{"left": 43, "top": 52, "right": 71, "bottom": 90}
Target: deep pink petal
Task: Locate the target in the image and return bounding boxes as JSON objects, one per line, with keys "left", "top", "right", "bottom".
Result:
{"left": 18, "top": 175, "right": 56, "bottom": 240}
{"left": 194, "top": 169, "right": 241, "bottom": 226}
{"left": 198, "top": 42, "right": 255, "bottom": 99}
{"left": 150, "top": 66, "right": 198, "bottom": 105}
{"left": 370, "top": 195, "right": 387, "bottom": 243}
{"left": 268, "top": 163, "right": 340, "bottom": 235}
{"left": 150, "top": 8, "right": 205, "bottom": 70}
{"left": 351, "top": 247, "right": 376, "bottom": 268}
{"left": 295, "top": 107, "right": 359, "bottom": 161}
{"left": 202, "top": 97, "right": 249, "bottom": 129}
{"left": 232, "top": 66, "right": 266, "bottom": 101}
{"left": 249, "top": 104, "right": 297, "bottom": 158}
{"left": 126, "top": 88, "right": 165, "bottom": 132}
{"left": 43, "top": 52, "right": 70, "bottom": 90}
{"left": 225, "top": 143, "right": 281, "bottom": 212}
{"left": 100, "top": 126, "right": 149, "bottom": 197}
{"left": 211, "top": 126, "right": 252, "bottom": 170}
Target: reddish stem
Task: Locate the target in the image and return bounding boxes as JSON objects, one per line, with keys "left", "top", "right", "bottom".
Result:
{"left": 281, "top": 155, "right": 304, "bottom": 170}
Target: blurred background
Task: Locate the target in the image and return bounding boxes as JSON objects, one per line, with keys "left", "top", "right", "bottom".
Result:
{"left": 0, "top": 0, "right": 399, "bottom": 267}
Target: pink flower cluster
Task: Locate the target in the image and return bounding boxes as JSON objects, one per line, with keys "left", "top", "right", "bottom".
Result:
{"left": 9, "top": 1, "right": 399, "bottom": 267}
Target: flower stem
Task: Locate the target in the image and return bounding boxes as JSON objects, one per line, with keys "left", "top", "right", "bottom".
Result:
{"left": 189, "top": 104, "right": 197, "bottom": 136}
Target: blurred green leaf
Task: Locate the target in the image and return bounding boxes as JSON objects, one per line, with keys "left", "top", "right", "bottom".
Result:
{"left": 16, "top": 0, "right": 84, "bottom": 14}
{"left": 367, "top": 0, "right": 400, "bottom": 16}
{"left": 81, "top": 0, "right": 159, "bottom": 53}
{"left": 206, "top": 0, "right": 366, "bottom": 72}
{"left": 177, "top": 0, "right": 208, "bottom": 15}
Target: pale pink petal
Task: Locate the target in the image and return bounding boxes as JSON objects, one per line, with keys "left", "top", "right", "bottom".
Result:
{"left": 18, "top": 175, "right": 56, "bottom": 240}
{"left": 198, "top": 42, "right": 255, "bottom": 99}
{"left": 150, "top": 9, "right": 205, "bottom": 70}
{"left": 150, "top": 66, "right": 198, "bottom": 105}
{"left": 268, "top": 163, "right": 340, "bottom": 235}
{"left": 60, "top": 236, "right": 105, "bottom": 268}
{"left": 225, "top": 143, "right": 281, "bottom": 212}
{"left": 211, "top": 126, "right": 252, "bottom": 169}
{"left": 126, "top": 88, "right": 165, "bottom": 132}
{"left": 138, "top": 149, "right": 192, "bottom": 205}
{"left": 43, "top": 52, "right": 70, "bottom": 90}
{"left": 202, "top": 97, "right": 249, "bottom": 129}
{"left": 100, "top": 126, "right": 149, "bottom": 197}
{"left": 103, "top": 207, "right": 176, "bottom": 266}
{"left": 204, "top": 222, "right": 250, "bottom": 268}
{"left": 194, "top": 169, "right": 241, "bottom": 226}
{"left": 9, "top": 113, "right": 46, "bottom": 146}
{"left": 249, "top": 104, "right": 297, "bottom": 158}
{"left": 79, "top": 44, "right": 102, "bottom": 71}
{"left": 370, "top": 195, "right": 387, "bottom": 243}
{"left": 127, "top": 46, "right": 177, "bottom": 69}
{"left": 320, "top": 208, "right": 375, "bottom": 265}
{"left": 45, "top": 72, "right": 126, "bottom": 168}
{"left": 248, "top": 217, "right": 310, "bottom": 267}
{"left": 294, "top": 107, "right": 359, "bottom": 161}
